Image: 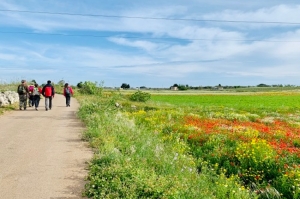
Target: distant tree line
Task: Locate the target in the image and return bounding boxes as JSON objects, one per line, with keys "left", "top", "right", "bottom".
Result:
{"left": 169, "top": 83, "right": 298, "bottom": 91}
{"left": 72, "top": 81, "right": 299, "bottom": 90}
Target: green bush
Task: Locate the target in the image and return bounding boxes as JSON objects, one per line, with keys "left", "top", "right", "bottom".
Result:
{"left": 129, "top": 91, "right": 151, "bottom": 102}
{"left": 79, "top": 81, "right": 103, "bottom": 95}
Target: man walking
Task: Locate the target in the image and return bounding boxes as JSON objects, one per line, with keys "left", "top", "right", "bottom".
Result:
{"left": 42, "top": 80, "right": 55, "bottom": 111}
{"left": 17, "top": 80, "right": 29, "bottom": 110}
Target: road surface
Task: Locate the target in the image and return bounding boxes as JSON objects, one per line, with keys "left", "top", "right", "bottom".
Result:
{"left": 0, "top": 94, "right": 93, "bottom": 199}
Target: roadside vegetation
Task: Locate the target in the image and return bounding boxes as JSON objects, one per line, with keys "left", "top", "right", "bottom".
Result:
{"left": 75, "top": 82, "right": 300, "bottom": 198}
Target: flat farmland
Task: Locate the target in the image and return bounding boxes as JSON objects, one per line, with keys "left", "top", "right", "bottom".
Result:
{"left": 78, "top": 89, "right": 300, "bottom": 198}
{"left": 150, "top": 92, "right": 300, "bottom": 113}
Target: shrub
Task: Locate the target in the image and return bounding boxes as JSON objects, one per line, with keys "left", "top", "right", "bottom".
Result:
{"left": 129, "top": 90, "right": 151, "bottom": 102}
{"left": 78, "top": 81, "right": 103, "bottom": 95}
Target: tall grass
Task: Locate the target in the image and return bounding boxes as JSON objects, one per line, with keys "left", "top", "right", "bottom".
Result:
{"left": 0, "top": 81, "right": 19, "bottom": 92}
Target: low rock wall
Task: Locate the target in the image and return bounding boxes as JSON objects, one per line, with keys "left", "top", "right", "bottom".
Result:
{"left": 0, "top": 91, "right": 19, "bottom": 107}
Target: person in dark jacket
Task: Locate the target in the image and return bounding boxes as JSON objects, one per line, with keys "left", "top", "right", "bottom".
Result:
{"left": 17, "top": 80, "right": 29, "bottom": 110}
{"left": 42, "top": 80, "right": 55, "bottom": 111}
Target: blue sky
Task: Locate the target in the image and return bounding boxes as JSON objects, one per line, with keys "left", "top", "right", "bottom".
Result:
{"left": 1, "top": 0, "right": 300, "bottom": 88}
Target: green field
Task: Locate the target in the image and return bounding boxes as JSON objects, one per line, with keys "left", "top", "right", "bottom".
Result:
{"left": 150, "top": 93, "right": 300, "bottom": 113}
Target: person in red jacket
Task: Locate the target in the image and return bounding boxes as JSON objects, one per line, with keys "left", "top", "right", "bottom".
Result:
{"left": 42, "top": 80, "right": 55, "bottom": 111}
{"left": 63, "top": 83, "right": 74, "bottom": 107}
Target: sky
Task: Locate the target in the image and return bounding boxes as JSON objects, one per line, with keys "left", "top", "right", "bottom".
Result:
{"left": 1, "top": 0, "right": 300, "bottom": 88}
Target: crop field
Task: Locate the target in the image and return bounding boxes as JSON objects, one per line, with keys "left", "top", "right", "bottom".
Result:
{"left": 150, "top": 93, "right": 300, "bottom": 113}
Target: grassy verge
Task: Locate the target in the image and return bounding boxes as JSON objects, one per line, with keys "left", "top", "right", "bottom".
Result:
{"left": 0, "top": 104, "right": 18, "bottom": 115}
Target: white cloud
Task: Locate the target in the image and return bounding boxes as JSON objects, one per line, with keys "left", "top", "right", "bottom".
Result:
{"left": 108, "top": 37, "right": 159, "bottom": 51}
{"left": 202, "top": 4, "right": 300, "bottom": 29}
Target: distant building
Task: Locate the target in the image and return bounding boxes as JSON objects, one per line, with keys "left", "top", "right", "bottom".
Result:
{"left": 213, "top": 86, "right": 223, "bottom": 90}
{"left": 170, "top": 86, "right": 178, "bottom": 91}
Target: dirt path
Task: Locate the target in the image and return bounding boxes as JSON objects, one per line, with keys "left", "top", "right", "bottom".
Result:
{"left": 0, "top": 94, "right": 93, "bottom": 199}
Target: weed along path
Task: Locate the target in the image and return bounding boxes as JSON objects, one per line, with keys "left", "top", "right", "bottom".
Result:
{"left": 0, "top": 94, "right": 93, "bottom": 199}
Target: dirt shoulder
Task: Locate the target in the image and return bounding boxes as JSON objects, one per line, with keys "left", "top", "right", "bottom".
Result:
{"left": 0, "top": 94, "right": 93, "bottom": 199}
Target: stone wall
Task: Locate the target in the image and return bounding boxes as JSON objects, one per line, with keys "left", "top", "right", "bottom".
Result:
{"left": 0, "top": 91, "right": 19, "bottom": 107}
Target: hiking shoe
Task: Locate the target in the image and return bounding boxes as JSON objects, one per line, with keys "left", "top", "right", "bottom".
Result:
{"left": 46, "top": 108, "right": 48, "bottom": 111}
{"left": 24, "top": 107, "right": 26, "bottom": 110}
{"left": 19, "top": 107, "right": 22, "bottom": 110}
{"left": 35, "top": 108, "right": 38, "bottom": 111}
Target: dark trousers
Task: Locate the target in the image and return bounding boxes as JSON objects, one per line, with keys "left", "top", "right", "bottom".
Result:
{"left": 29, "top": 95, "right": 34, "bottom": 106}
{"left": 66, "top": 95, "right": 71, "bottom": 106}
{"left": 33, "top": 95, "right": 40, "bottom": 108}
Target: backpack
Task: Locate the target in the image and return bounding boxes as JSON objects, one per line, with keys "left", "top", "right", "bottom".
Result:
{"left": 18, "top": 85, "right": 26, "bottom": 94}
{"left": 28, "top": 85, "right": 34, "bottom": 92}
{"left": 33, "top": 87, "right": 40, "bottom": 95}
{"left": 65, "top": 87, "right": 70, "bottom": 95}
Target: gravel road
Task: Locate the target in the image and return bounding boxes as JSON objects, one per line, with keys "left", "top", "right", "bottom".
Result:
{"left": 0, "top": 94, "right": 93, "bottom": 199}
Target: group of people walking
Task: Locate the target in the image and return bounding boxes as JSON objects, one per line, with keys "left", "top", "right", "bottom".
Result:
{"left": 17, "top": 80, "right": 74, "bottom": 111}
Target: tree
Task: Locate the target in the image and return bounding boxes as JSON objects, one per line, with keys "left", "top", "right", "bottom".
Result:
{"left": 178, "top": 84, "right": 188, "bottom": 90}
{"left": 77, "top": 82, "right": 83, "bottom": 88}
{"left": 257, "top": 83, "right": 270, "bottom": 87}
{"left": 121, "top": 83, "right": 130, "bottom": 89}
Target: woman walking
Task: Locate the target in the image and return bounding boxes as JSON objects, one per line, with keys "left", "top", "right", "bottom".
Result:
{"left": 63, "top": 83, "right": 74, "bottom": 107}
{"left": 33, "top": 83, "right": 42, "bottom": 110}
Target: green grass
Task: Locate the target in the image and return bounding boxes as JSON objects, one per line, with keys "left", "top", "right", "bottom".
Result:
{"left": 150, "top": 93, "right": 300, "bottom": 114}
{"left": 0, "top": 82, "right": 19, "bottom": 92}
{"left": 0, "top": 105, "right": 17, "bottom": 114}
